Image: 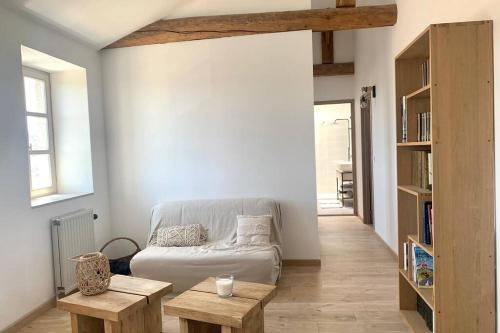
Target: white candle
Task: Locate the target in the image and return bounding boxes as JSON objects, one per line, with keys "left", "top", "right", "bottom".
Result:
{"left": 216, "top": 275, "right": 234, "bottom": 298}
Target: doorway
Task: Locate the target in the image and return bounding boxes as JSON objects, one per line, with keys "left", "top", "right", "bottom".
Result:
{"left": 314, "top": 100, "right": 357, "bottom": 216}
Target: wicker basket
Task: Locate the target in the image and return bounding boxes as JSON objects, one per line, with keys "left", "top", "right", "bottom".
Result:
{"left": 100, "top": 237, "right": 141, "bottom": 276}
{"left": 71, "top": 252, "right": 111, "bottom": 296}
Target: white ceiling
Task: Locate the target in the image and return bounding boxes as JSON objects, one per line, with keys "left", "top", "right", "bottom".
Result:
{"left": 1, "top": 0, "right": 311, "bottom": 49}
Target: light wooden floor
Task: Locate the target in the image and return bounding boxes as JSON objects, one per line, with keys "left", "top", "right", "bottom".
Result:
{"left": 17, "top": 216, "right": 411, "bottom": 333}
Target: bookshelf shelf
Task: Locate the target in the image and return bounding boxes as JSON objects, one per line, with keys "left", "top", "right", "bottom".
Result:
{"left": 400, "top": 269, "right": 434, "bottom": 310}
{"left": 408, "top": 234, "right": 433, "bottom": 256}
{"left": 397, "top": 141, "right": 431, "bottom": 148}
{"left": 401, "top": 311, "right": 432, "bottom": 333}
{"left": 398, "top": 185, "right": 431, "bottom": 197}
{"left": 396, "top": 21, "right": 495, "bottom": 333}
{"left": 397, "top": 141, "right": 431, "bottom": 150}
{"left": 407, "top": 85, "right": 430, "bottom": 100}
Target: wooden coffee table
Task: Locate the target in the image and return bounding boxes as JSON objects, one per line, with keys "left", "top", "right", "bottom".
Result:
{"left": 58, "top": 275, "right": 172, "bottom": 333}
{"left": 165, "top": 277, "right": 276, "bottom": 333}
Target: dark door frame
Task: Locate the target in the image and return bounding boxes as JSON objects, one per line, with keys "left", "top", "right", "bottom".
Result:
{"left": 360, "top": 88, "right": 374, "bottom": 225}
{"left": 314, "top": 99, "right": 357, "bottom": 216}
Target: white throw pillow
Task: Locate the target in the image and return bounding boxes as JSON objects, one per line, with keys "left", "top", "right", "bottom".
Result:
{"left": 236, "top": 215, "right": 272, "bottom": 246}
{"left": 156, "top": 224, "right": 208, "bottom": 247}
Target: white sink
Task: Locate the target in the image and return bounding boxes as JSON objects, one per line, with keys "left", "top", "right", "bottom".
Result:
{"left": 336, "top": 161, "right": 352, "bottom": 172}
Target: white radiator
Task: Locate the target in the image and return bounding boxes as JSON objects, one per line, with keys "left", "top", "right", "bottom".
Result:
{"left": 51, "top": 209, "right": 96, "bottom": 297}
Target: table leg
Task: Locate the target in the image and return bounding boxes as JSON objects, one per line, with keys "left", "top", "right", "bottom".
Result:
{"left": 242, "top": 307, "right": 264, "bottom": 333}
{"left": 104, "top": 321, "right": 121, "bottom": 333}
{"left": 337, "top": 175, "right": 340, "bottom": 200}
{"left": 341, "top": 172, "right": 345, "bottom": 207}
{"left": 221, "top": 308, "right": 264, "bottom": 333}
{"left": 122, "top": 309, "right": 145, "bottom": 333}
{"left": 104, "top": 309, "right": 144, "bottom": 333}
{"left": 144, "top": 299, "right": 162, "bottom": 333}
{"left": 70, "top": 313, "right": 104, "bottom": 333}
{"left": 179, "top": 318, "right": 189, "bottom": 333}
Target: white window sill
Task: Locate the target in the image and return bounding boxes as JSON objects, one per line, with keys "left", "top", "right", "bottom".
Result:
{"left": 31, "top": 192, "right": 93, "bottom": 208}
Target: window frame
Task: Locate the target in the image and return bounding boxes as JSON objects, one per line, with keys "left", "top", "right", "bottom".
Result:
{"left": 23, "top": 66, "right": 58, "bottom": 198}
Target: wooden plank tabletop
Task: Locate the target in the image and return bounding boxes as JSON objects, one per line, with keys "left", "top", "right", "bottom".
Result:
{"left": 108, "top": 275, "right": 173, "bottom": 303}
{"left": 164, "top": 290, "right": 260, "bottom": 328}
{"left": 190, "top": 277, "right": 276, "bottom": 306}
{"left": 57, "top": 290, "right": 146, "bottom": 322}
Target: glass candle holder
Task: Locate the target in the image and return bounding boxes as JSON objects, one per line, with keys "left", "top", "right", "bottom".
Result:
{"left": 215, "top": 274, "right": 234, "bottom": 298}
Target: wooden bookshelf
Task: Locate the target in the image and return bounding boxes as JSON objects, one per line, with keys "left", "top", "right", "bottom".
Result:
{"left": 395, "top": 21, "right": 495, "bottom": 333}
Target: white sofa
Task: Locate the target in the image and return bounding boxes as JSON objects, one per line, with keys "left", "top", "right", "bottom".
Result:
{"left": 130, "top": 198, "right": 283, "bottom": 292}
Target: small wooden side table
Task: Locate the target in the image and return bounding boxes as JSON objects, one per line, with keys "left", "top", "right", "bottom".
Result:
{"left": 58, "top": 275, "right": 173, "bottom": 333}
{"left": 165, "top": 278, "right": 276, "bottom": 333}
{"left": 58, "top": 290, "right": 146, "bottom": 333}
{"left": 108, "top": 275, "right": 173, "bottom": 333}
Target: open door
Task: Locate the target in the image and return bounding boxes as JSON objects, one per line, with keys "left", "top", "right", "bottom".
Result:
{"left": 360, "top": 88, "right": 374, "bottom": 225}
{"left": 314, "top": 100, "right": 357, "bottom": 216}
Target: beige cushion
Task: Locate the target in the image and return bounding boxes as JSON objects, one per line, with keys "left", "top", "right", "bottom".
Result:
{"left": 157, "top": 224, "right": 208, "bottom": 247}
{"left": 236, "top": 215, "right": 272, "bottom": 246}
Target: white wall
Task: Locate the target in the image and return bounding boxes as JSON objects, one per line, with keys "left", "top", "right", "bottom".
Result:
{"left": 51, "top": 70, "right": 94, "bottom": 194}
{"left": 0, "top": 6, "right": 111, "bottom": 331}
{"left": 352, "top": 25, "right": 395, "bottom": 236}
{"left": 102, "top": 31, "right": 320, "bottom": 260}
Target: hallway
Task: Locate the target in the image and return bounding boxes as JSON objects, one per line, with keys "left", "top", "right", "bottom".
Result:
{"left": 17, "top": 216, "right": 410, "bottom": 333}
{"left": 263, "top": 216, "right": 410, "bottom": 332}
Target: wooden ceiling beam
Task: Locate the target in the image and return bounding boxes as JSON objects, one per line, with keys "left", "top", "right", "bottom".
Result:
{"left": 313, "top": 63, "right": 354, "bottom": 76}
{"left": 336, "top": 0, "right": 356, "bottom": 8}
{"left": 321, "top": 31, "right": 334, "bottom": 64}
{"left": 104, "top": 5, "right": 397, "bottom": 49}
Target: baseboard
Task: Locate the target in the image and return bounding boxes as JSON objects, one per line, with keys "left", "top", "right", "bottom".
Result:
{"left": 1, "top": 297, "right": 56, "bottom": 333}
{"left": 282, "top": 259, "right": 322, "bottom": 267}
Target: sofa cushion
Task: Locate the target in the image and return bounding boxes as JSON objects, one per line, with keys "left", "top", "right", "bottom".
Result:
{"left": 157, "top": 224, "right": 208, "bottom": 247}
{"left": 236, "top": 215, "right": 272, "bottom": 246}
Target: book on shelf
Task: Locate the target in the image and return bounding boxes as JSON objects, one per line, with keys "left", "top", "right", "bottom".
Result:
{"left": 421, "top": 58, "right": 430, "bottom": 86}
{"left": 416, "top": 295, "right": 433, "bottom": 331}
{"left": 400, "top": 96, "right": 407, "bottom": 143}
{"left": 412, "top": 243, "right": 417, "bottom": 282}
{"left": 403, "top": 242, "right": 409, "bottom": 271}
{"left": 422, "top": 201, "right": 433, "bottom": 245}
{"left": 428, "top": 152, "right": 432, "bottom": 189}
{"left": 428, "top": 203, "right": 433, "bottom": 243}
{"left": 411, "top": 151, "right": 432, "bottom": 190}
{"left": 417, "top": 113, "right": 421, "bottom": 142}
{"left": 413, "top": 245, "right": 433, "bottom": 288}
{"left": 417, "top": 111, "right": 431, "bottom": 141}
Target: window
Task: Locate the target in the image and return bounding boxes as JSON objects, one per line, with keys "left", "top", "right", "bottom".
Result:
{"left": 23, "top": 67, "right": 57, "bottom": 198}
{"left": 21, "top": 46, "right": 94, "bottom": 207}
